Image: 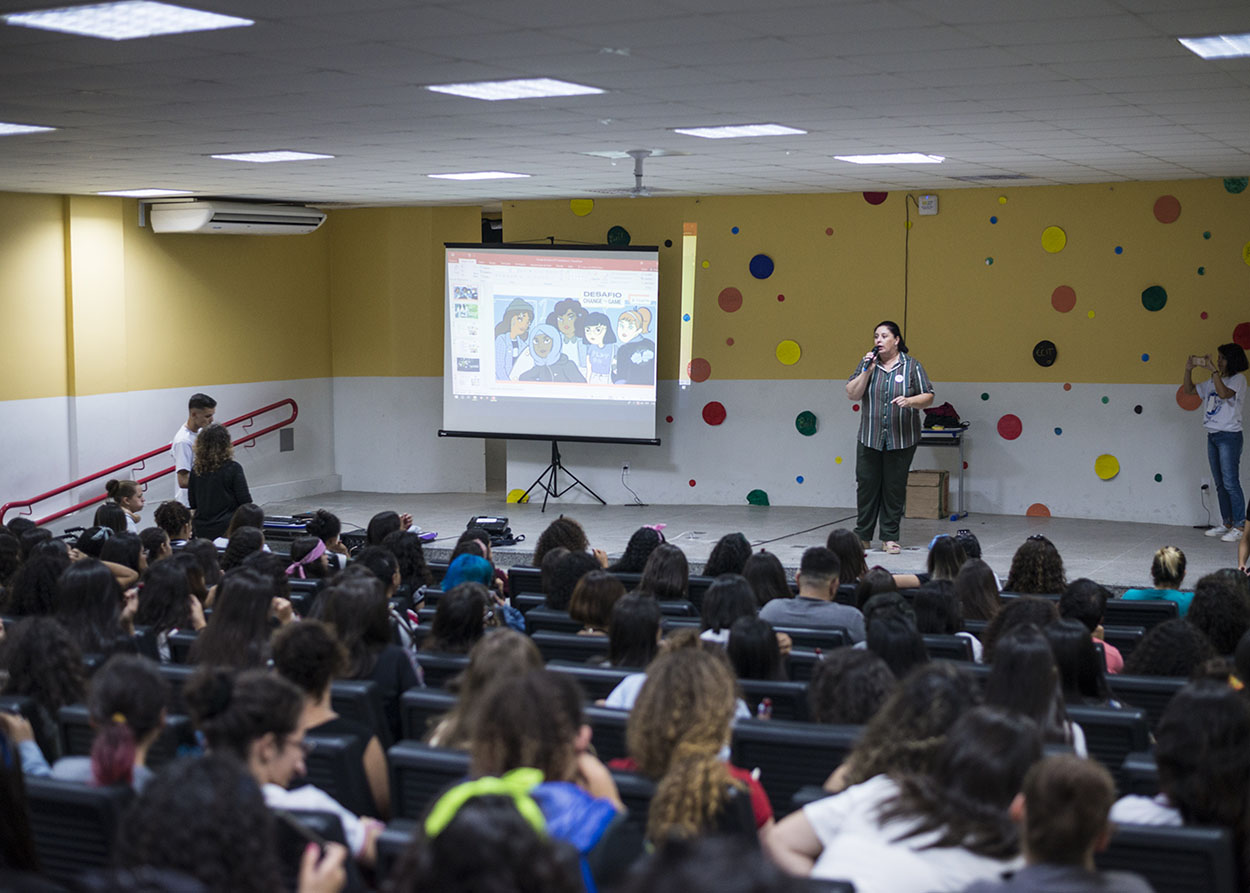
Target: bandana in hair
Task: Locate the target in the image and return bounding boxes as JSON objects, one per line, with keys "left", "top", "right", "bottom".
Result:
{"left": 285, "top": 538, "right": 327, "bottom": 578}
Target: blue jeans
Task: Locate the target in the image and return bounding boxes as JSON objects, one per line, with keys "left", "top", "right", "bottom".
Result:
{"left": 1207, "top": 431, "right": 1246, "bottom": 526}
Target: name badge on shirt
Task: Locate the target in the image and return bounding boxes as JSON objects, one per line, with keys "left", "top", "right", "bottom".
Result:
{"left": 895, "top": 374, "right": 904, "bottom": 383}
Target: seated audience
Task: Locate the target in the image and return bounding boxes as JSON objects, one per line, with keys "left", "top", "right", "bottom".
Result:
{"left": 185, "top": 667, "right": 379, "bottom": 866}
{"left": 0, "top": 552, "right": 68, "bottom": 616}
{"left": 189, "top": 567, "right": 290, "bottom": 669}
{"left": 742, "top": 549, "right": 791, "bottom": 608}
{"left": 1111, "top": 680, "right": 1250, "bottom": 886}
{"left": 427, "top": 581, "right": 498, "bottom": 655}
{"left": 606, "top": 593, "right": 662, "bottom": 669}
{"left": 824, "top": 662, "right": 979, "bottom": 794}
{"left": 825, "top": 528, "right": 869, "bottom": 586}
{"left": 914, "top": 581, "right": 983, "bottom": 661}
{"left": 1004, "top": 535, "right": 1066, "bottom": 595}
{"left": 104, "top": 478, "right": 145, "bottom": 531}
{"left": 863, "top": 593, "right": 929, "bottom": 678}
{"left": 321, "top": 572, "right": 421, "bottom": 742}
{"left": 1060, "top": 578, "right": 1124, "bottom": 673}
{"left": 93, "top": 501, "right": 129, "bottom": 535}
{"left": 767, "top": 708, "right": 1042, "bottom": 890}
{"left": 137, "top": 526, "right": 172, "bottom": 568}
{"left": 982, "top": 596, "right": 1060, "bottom": 663}
{"left": 986, "top": 624, "right": 1086, "bottom": 755}
{"left": 183, "top": 537, "right": 222, "bottom": 588}
{"left": 99, "top": 530, "right": 144, "bottom": 575}
{"left": 702, "top": 532, "right": 751, "bottom": 577}
{"left": 1187, "top": 571, "right": 1250, "bottom": 654}
{"left": 607, "top": 526, "right": 665, "bottom": 574}
{"left": 1045, "top": 619, "right": 1117, "bottom": 707}
{"left": 853, "top": 567, "right": 899, "bottom": 609}
{"left": 426, "top": 629, "right": 543, "bottom": 747}
{"left": 568, "top": 570, "right": 626, "bottom": 636}
{"left": 530, "top": 514, "right": 604, "bottom": 569}
{"left": 272, "top": 619, "right": 390, "bottom": 819}
{"left": 807, "top": 649, "right": 897, "bottom": 725}
{"left": 134, "top": 559, "right": 206, "bottom": 661}
{"left": 366, "top": 509, "right": 411, "bottom": 546}
{"left": 382, "top": 529, "right": 435, "bottom": 594}
{"left": 152, "top": 499, "right": 192, "bottom": 548}
{"left": 12, "top": 654, "right": 167, "bottom": 790}
{"left": 1122, "top": 545, "right": 1191, "bottom": 616}
{"left": 759, "top": 547, "right": 866, "bottom": 643}
{"left": 55, "top": 558, "right": 138, "bottom": 657}
{"left": 0, "top": 617, "right": 85, "bottom": 762}
{"left": 543, "top": 549, "right": 602, "bottom": 612}
{"left": 285, "top": 535, "right": 332, "bottom": 580}
{"left": 213, "top": 502, "right": 266, "bottom": 549}
{"left": 304, "top": 508, "right": 350, "bottom": 570}
{"left": 219, "top": 525, "right": 266, "bottom": 573}
{"left": 894, "top": 534, "right": 967, "bottom": 589}
{"left": 727, "top": 615, "right": 787, "bottom": 681}
{"left": 621, "top": 647, "right": 771, "bottom": 839}
{"left": 1123, "top": 619, "right": 1216, "bottom": 677}
{"left": 955, "top": 558, "right": 1002, "bottom": 621}
{"left": 0, "top": 531, "right": 20, "bottom": 593}
{"left": 470, "top": 669, "right": 637, "bottom": 885}
{"left": 637, "top": 542, "right": 691, "bottom": 603}
{"left": 700, "top": 573, "right": 759, "bottom": 644}
{"left": 965, "top": 754, "right": 1153, "bottom": 893}
{"left": 386, "top": 787, "right": 582, "bottom": 893}
{"left": 617, "top": 835, "right": 809, "bottom": 893}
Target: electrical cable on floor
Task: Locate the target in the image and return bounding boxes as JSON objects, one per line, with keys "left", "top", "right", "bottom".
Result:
{"left": 621, "top": 469, "right": 646, "bottom": 506}
{"left": 750, "top": 513, "right": 859, "bottom": 548}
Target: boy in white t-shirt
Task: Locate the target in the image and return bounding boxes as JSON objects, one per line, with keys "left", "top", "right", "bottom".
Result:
{"left": 1184, "top": 345, "right": 1248, "bottom": 543}
{"left": 172, "top": 392, "right": 216, "bottom": 506}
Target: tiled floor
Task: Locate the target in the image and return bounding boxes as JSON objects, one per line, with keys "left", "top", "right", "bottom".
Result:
{"left": 261, "top": 490, "right": 1242, "bottom": 590}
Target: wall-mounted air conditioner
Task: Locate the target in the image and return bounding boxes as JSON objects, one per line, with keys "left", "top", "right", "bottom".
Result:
{"left": 148, "top": 200, "right": 326, "bottom": 235}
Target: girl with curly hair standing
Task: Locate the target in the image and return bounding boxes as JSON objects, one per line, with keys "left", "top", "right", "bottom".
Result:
{"left": 187, "top": 424, "right": 252, "bottom": 541}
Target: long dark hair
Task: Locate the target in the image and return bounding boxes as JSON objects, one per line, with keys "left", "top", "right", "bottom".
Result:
{"left": 87, "top": 655, "right": 168, "bottom": 787}
{"left": 639, "top": 543, "right": 689, "bottom": 602}
{"left": 382, "top": 530, "right": 435, "bottom": 588}
{"left": 984, "top": 624, "right": 1072, "bottom": 746}
{"left": 700, "top": 574, "right": 757, "bottom": 634}
{"left": 826, "top": 528, "right": 868, "bottom": 585}
{"left": 187, "top": 568, "right": 274, "bottom": 669}
{"left": 134, "top": 559, "right": 192, "bottom": 635}
{"left": 220, "top": 526, "right": 264, "bottom": 571}
{"left": 321, "top": 573, "right": 393, "bottom": 675}
{"left": 184, "top": 667, "right": 303, "bottom": 761}
{"left": 608, "top": 527, "right": 663, "bottom": 573}
{"left": 879, "top": 707, "right": 1042, "bottom": 858}
{"left": 741, "top": 550, "right": 790, "bottom": 607}
{"left": 727, "top": 617, "right": 785, "bottom": 681}
{"left": 1044, "top": 618, "right": 1111, "bottom": 706}
{"left": 608, "top": 593, "right": 661, "bottom": 668}
{"left": 926, "top": 535, "right": 966, "bottom": 582}
{"left": 428, "top": 583, "right": 492, "bottom": 655}
{"left": 56, "top": 559, "right": 126, "bottom": 654}
{"left": 703, "top": 533, "right": 751, "bottom": 578}
{"left": 953, "top": 558, "right": 1000, "bottom": 622}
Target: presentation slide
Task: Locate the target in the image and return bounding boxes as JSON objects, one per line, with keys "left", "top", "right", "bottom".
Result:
{"left": 441, "top": 244, "right": 661, "bottom": 443}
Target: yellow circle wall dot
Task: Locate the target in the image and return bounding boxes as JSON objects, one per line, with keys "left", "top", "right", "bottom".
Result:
{"left": 776, "top": 339, "right": 801, "bottom": 365}
{"left": 569, "top": 199, "right": 594, "bottom": 217}
{"left": 702, "top": 260, "right": 710, "bottom": 268}
{"left": 1094, "top": 454, "right": 1120, "bottom": 480}
{"left": 835, "top": 456, "right": 843, "bottom": 464}
{"left": 1087, "top": 310, "right": 1095, "bottom": 319}
{"left": 1041, "top": 226, "right": 1067, "bottom": 253}
{"left": 998, "top": 196, "right": 1008, "bottom": 204}
{"left": 1242, "top": 240, "right": 1250, "bottom": 266}
{"left": 905, "top": 220, "right": 913, "bottom": 229}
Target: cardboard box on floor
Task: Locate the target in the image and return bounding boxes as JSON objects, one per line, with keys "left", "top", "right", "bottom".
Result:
{"left": 906, "top": 469, "right": 949, "bottom": 519}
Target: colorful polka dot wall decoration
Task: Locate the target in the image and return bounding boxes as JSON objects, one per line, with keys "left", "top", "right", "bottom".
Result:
{"left": 664, "top": 239, "right": 672, "bottom": 248}
{"left": 1087, "top": 311, "right": 1095, "bottom": 319}
{"left": 682, "top": 313, "right": 691, "bottom": 321}
{"left": 689, "top": 479, "right": 697, "bottom": 487}
{"left": 726, "top": 337, "right": 734, "bottom": 346}
{"left": 851, "top": 404, "right": 859, "bottom": 412}
{"left": 606, "top": 225, "right": 630, "bottom": 245}
{"left": 1114, "top": 246, "right": 1123, "bottom": 255}
{"left": 1141, "top": 286, "right": 1167, "bottom": 312}
{"left": 825, "top": 227, "right": 834, "bottom": 236}
{"left": 777, "top": 294, "right": 785, "bottom": 302}
{"left": 1051, "top": 286, "right": 1076, "bottom": 313}
{"left": 747, "top": 489, "right": 769, "bottom": 506}
{"left": 1201, "top": 312, "right": 1209, "bottom": 320}
{"left": 570, "top": 199, "right": 594, "bottom": 217}
{"left": 731, "top": 226, "right": 739, "bottom": 234}
{"left": 981, "top": 393, "right": 989, "bottom": 401}
{"left": 1041, "top": 226, "right": 1067, "bottom": 253}
{"left": 1198, "top": 267, "right": 1205, "bottom": 276}
{"left": 1234, "top": 323, "right": 1250, "bottom": 349}
{"left": 718, "top": 287, "right": 743, "bottom": 313}
{"left": 1153, "top": 195, "right": 1181, "bottom": 223}
{"left": 1101, "top": 396, "right": 1109, "bottom": 404}
{"left": 1203, "top": 231, "right": 1211, "bottom": 240}
{"left": 985, "top": 257, "right": 994, "bottom": 266}
{"left": 795, "top": 411, "right": 818, "bottom": 436}
{"left": 1134, "top": 405, "right": 1143, "bottom": 414}
{"left": 998, "top": 196, "right": 1008, "bottom": 205}
{"left": 776, "top": 340, "right": 801, "bottom": 365}
{"left": 1176, "top": 386, "right": 1202, "bottom": 411}
{"left": 990, "top": 216, "right": 998, "bottom": 224}
{"left": 702, "top": 260, "right": 710, "bottom": 269}
{"left": 1155, "top": 474, "right": 1163, "bottom": 482}
{"left": 1225, "top": 177, "right": 1248, "bottom": 194}
{"left": 796, "top": 475, "right": 805, "bottom": 484}
{"left": 702, "top": 402, "right": 727, "bottom": 425}
{"left": 1243, "top": 242, "right": 1250, "bottom": 267}
{"left": 688, "top": 357, "right": 711, "bottom": 382}
{"left": 863, "top": 192, "right": 888, "bottom": 205}
{"left": 1033, "top": 340, "right": 1057, "bottom": 367}
{"left": 1026, "top": 504, "right": 1051, "bottom": 518}
{"left": 749, "top": 254, "right": 774, "bottom": 279}
{"left": 835, "top": 456, "right": 843, "bottom": 464}
{"left": 1054, "top": 427, "right": 1062, "bottom": 435}
{"left": 997, "top": 414, "right": 1023, "bottom": 440}
{"left": 1094, "top": 454, "right": 1120, "bottom": 481}
{"left": 665, "top": 415, "right": 674, "bottom": 423}
{"left": 1141, "top": 354, "right": 1149, "bottom": 362}
{"left": 1064, "top": 383, "right": 1072, "bottom": 391}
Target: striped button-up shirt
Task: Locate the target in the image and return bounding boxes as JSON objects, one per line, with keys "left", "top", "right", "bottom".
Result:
{"left": 848, "top": 353, "right": 934, "bottom": 451}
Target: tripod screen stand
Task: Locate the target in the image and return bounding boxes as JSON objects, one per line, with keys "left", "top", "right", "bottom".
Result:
{"left": 522, "top": 440, "right": 606, "bottom": 512}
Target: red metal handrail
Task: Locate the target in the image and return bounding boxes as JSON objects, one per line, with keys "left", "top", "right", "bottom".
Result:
{"left": 0, "top": 398, "right": 299, "bottom": 526}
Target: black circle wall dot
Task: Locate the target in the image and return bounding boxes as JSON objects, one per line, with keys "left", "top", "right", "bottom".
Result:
{"left": 1033, "top": 340, "right": 1058, "bottom": 367}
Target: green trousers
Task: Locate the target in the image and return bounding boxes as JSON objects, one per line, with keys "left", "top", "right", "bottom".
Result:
{"left": 854, "top": 441, "right": 918, "bottom": 543}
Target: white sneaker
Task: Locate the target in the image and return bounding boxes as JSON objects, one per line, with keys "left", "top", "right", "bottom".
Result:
{"left": 1222, "top": 527, "right": 1244, "bottom": 543}
{"left": 1206, "top": 524, "right": 1231, "bottom": 537}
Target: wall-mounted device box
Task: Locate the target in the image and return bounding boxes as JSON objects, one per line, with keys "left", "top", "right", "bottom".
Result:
{"left": 918, "top": 194, "right": 939, "bottom": 216}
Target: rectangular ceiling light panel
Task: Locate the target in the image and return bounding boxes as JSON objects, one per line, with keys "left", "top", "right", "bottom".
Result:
{"left": 211, "top": 151, "right": 333, "bottom": 163}
{"left": 673, "top": 123, "right": 807, "bottom": 139}
{"left": 835, "top": 153, "right": 946, "bottom": 164}
{"left": 98, "top": 188, "right": 191, "bottom": 196}
{"left": 2, "top": 1, "right": 253, "bottom": 40}
{"left": 1179, "top": 33, "right": 1250, "bottom": 59}
{"left": 0, "top": 122, "right": 56, "bottom": 135}
{"left": 428, "top": 171, "right": 531, "bottom": 180}
{"left": 426, "top": 78, "right": 604, "bottom": 101}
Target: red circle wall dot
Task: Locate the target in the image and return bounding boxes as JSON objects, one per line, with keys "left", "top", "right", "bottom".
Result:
{"left": 726, "top": 337, "right": 734, "bottom": 346}
{"left": 863, "top": 192, "right": 888, "bottom": 205}
{"left": 1153, "top": 195, "right": 1181, "bottom": 224}
{"left": 997, "top": 414, "right": 1023, "bottom": 440}
{"left": 1234, "top": 322, "right": 1250, "bottom": 349}
{"left": 717, "top": 287, "right": 743, "bottom": 313}
{"left": 1026, "top": 503, "right": 1051, "bottom": 518}
{"left": 1201, "top": 312, "right": 1208, "bottom": 320}
{"left": 1176, "top": 386, "right": 1202, "bottom": 411}
{"left": 1051, "top": 285, "right": 1076, "bottom": 313}
{"left": 702, "top": 402, "right": 727, "bottom": 425}
{"left": 777, "top": 294, "right": 785, "bottom": 302}
{"left": 852, "top": 404, "right": 860, "bottom": 412}
{"left": 688, "top": 479, "right": 696, "bottom": 487}
{"left": 825, "top": 227, "right": 834, "bottom": 236}
{"left": 688, "top": 358, "right": 711, "bottom": 382}
{"left": 665, "top": 415, "right": 673, "bottom": 423}
{"left": 1063, "top": 383, "right": 1072, "bottom": 391}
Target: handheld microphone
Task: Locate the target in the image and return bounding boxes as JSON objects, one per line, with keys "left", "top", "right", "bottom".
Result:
{"left": 871, "top": 346, "right": 880, "bottom": 357}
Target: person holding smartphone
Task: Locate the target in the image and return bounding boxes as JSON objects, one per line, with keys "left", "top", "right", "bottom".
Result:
{"left": 1184, "top": 344, "right": 1249, "bottom": 544}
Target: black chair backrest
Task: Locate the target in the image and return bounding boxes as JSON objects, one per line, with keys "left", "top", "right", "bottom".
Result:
{"left": 507, "top": 567, "right": 544, "bottom": 596}
{"left": 157, "top": 662, "right": 196, "bottom": 714}
{"left": 330, "top": 679, "right": 393, "bottom": 748}
{"left": 524, "top": 606, "right": 585, "bottom": 634}
{"left": 661, "top": 616, "right": 701, "bottom": 632}
{"left": 1064, "top": 704, "right": 1150, "bottom": 791}
{"left": 416, "top": 652, "right": 470, "bottom": 689}
{"left": 546, "top": 661, "right": 634, "bottom": 701}
{"left": 388, "top": 740, "right": 471, "bottom": 819}
{"left": 657, "top": 600, "right": 698, "bottom": 617}
{"left": 56, "top": 703, "right": 194, "bottom": 769}
{"left": 1104, "top": 598, "right": 1178, "bottom": 631}
{"left": 168, "top": 630, "right": 198, "bottom": 664}
{"left": 512, "top": 593, "right": 545, "bottom": 614}
{"left": 300, "top": 732, "right": 377, "bottom": 817}
{"left": 772, "top": 626, "right": 850, "bottom": 651}
{"left": 272, "top": 808, "right": 363, "bottom": 893}
{"left": 532, "top": 630, "right": 610, "bottom": 663}
{"left": 1120, "top": 750, "right": 1160, "bottom": 797}
{"left": 785, "top": 648, "right": 822, "bottom": 682}
{"left": 428, "top": 560, "right": 450, "bottom": 578}
{"left": 834, "top": 583, "right": 857, "bottom": 606}
{"left": 400, "top": 688, "right": 458, "bottom": 742}
{"left": 584, "top": 705, "right": 630, "bottom": 763}
{"left": 737, "top": 678, "right": 810, "bottom": 721}
{"left": 730, "top": 719, "right": 861, "bottom": 817}
{"left": 609, "top": 769, "right": 656, "bottom": 840}
{"left": 1102, "top": 624, "right": 1145, "bottom": 657}
{"left": 1096, "top": 823, "right": 1237, "bottom": 893}
{"left": 285, "top": 578, "right": 323, "bottom": 616}
{"left": 24, "top": 776, "right": 133, "bottom": 885}
{"left": 921, "top": 634, "right": 973, "bottom": 661}
{"left": 375, "top": 818, "right": 419, "bottom": 884}
{"left": 1106, "top": 674, "right": 1187, "bottom": 730}
{"left": 962, "top": 618, "right": 988, "bottom": 636}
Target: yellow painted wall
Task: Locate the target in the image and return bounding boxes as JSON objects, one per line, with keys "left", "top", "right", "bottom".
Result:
{"left": 327, "top": 206, "right": 481, "bottom": 377}
{"left": 0, "top": 193, "right": 68, "bottom": 400}
{"left": 504, "top": 180, "right": 1250, "bottom": 384}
